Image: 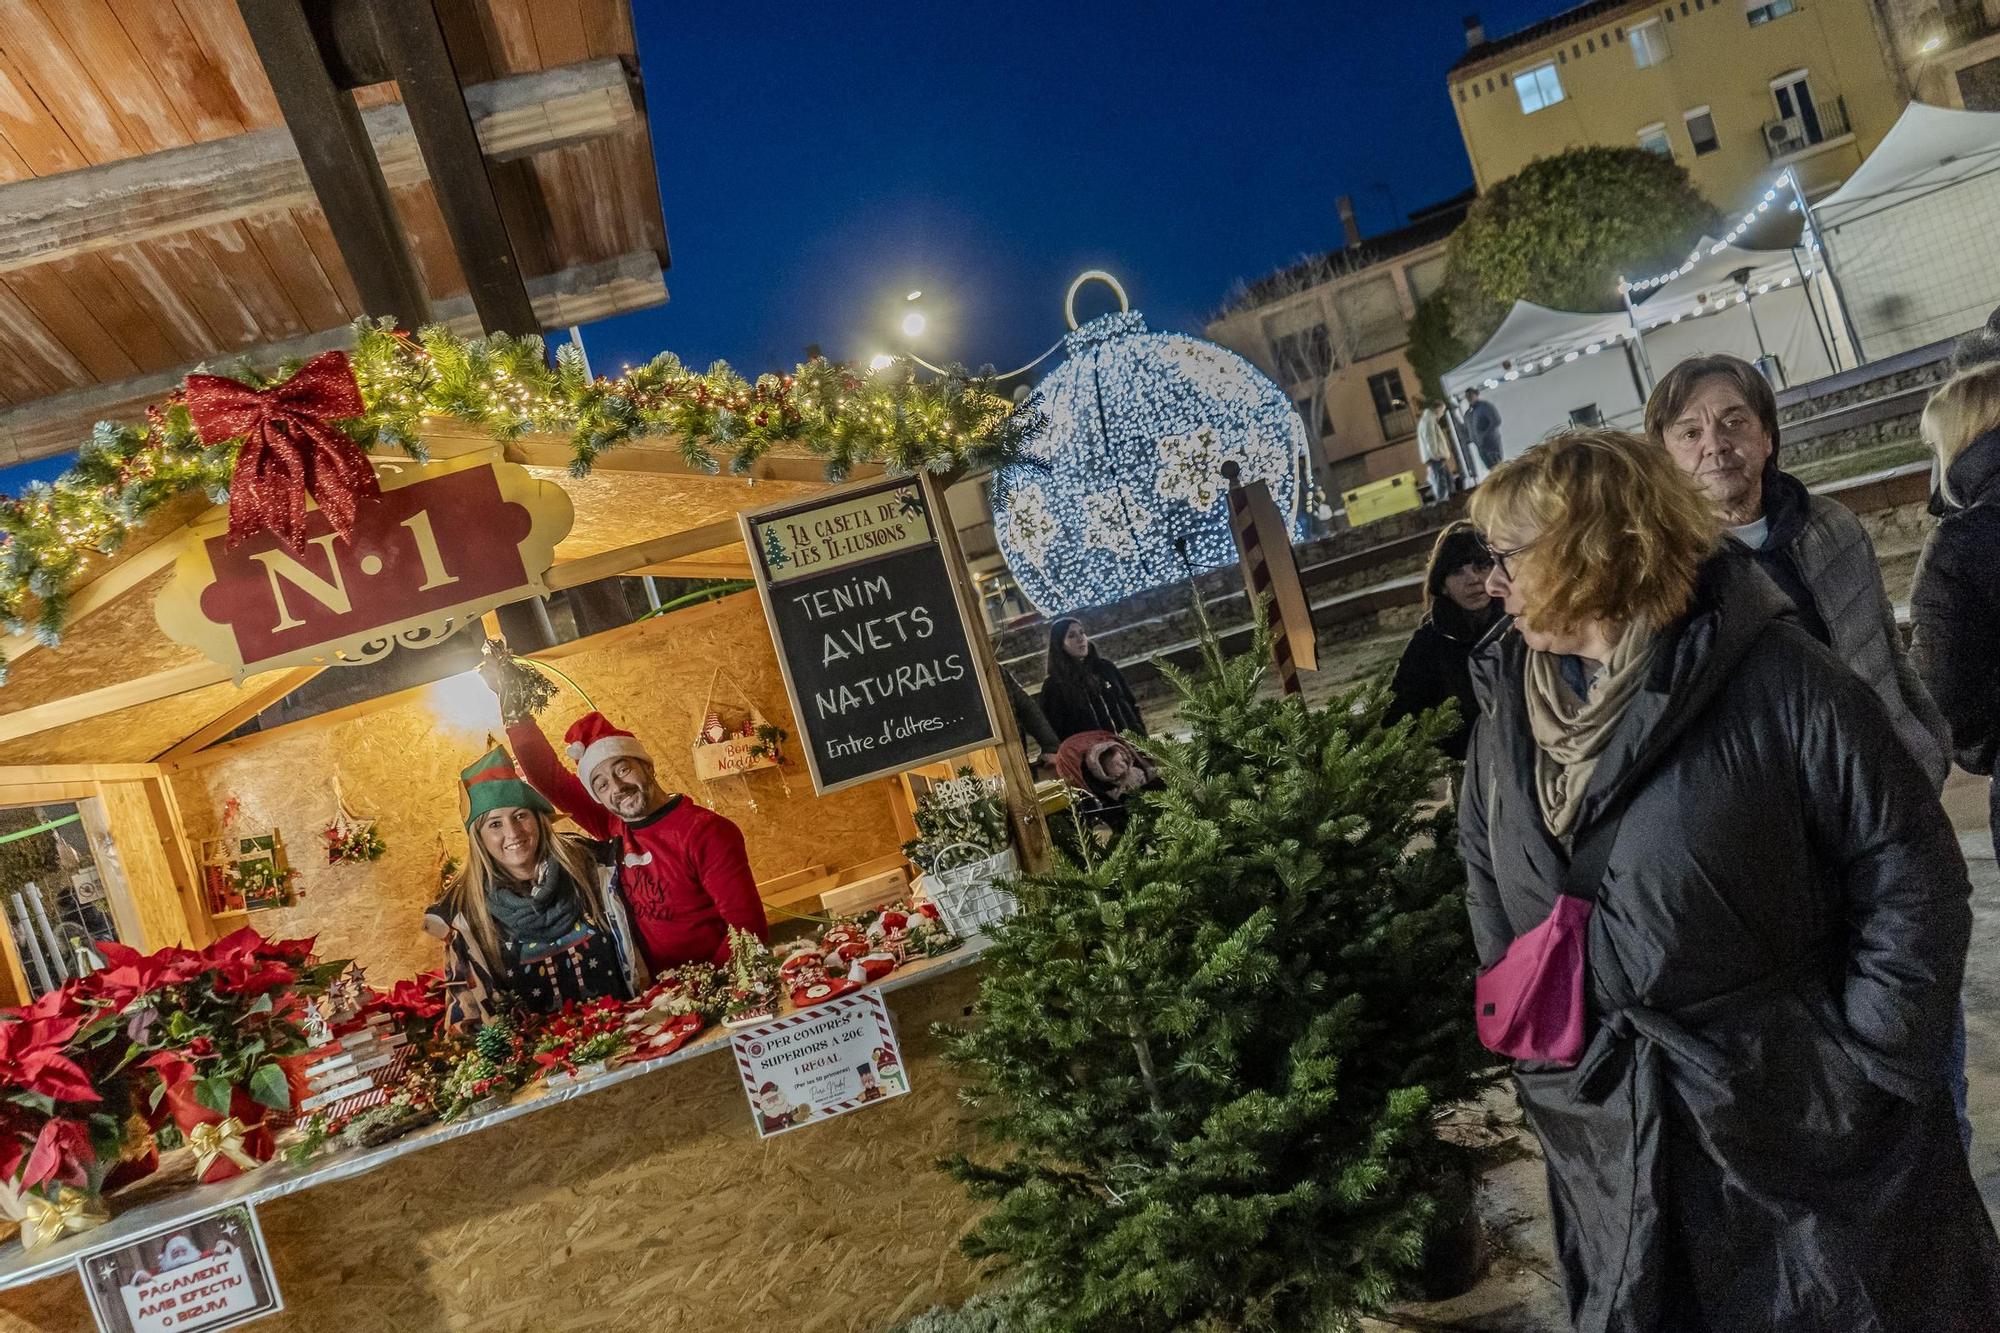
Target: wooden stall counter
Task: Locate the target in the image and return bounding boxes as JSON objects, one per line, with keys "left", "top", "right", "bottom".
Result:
{"left": 0, "top": 945, "right": 992, "bottom": 1333}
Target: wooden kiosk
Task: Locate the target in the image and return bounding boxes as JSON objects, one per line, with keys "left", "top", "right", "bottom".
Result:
{"left": 0, "top": 418, "right": 1045, "bottom": 1331}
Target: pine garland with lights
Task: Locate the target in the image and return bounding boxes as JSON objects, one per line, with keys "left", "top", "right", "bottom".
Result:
{"left": 0, "top": 319, "right": 1033, "bottom": 670}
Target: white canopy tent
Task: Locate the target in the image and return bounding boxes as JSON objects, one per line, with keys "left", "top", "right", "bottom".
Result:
{"left": 1633, "top": 238, "right": 1840, "bottom": 389}
{"left": 1813, "top": 103, "right": 2000, "bottom": 357}
{"left": 1440, "top": 301, "right": 1646, "bottom": 457}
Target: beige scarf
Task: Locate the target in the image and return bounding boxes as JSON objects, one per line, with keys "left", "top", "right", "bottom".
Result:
{"left": 1524, "top": 623, "right": 1658, "bottom": 838}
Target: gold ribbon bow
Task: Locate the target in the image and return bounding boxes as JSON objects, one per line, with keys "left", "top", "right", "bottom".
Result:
{"left": 188, "top": 1117, "right": 260, "bottom": 1179}
{"left": 20, "top": 1186, "right": 109, "bottom": 1250}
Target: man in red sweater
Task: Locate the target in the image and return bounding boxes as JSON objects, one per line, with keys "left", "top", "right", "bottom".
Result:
{"left": 499, "top": 704, "right": 768, "bottom": 970}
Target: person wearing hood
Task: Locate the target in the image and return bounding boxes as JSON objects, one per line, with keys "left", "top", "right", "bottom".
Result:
{"left": 1463, "top": 430, "right": 2000, "bottom": 1332}
{"left": 424, "top": 747, "right": 644, "bottom": 1029}
{"left": 1644, "top": 353, "right": 1951, "bottom": 790}
{"left": 1912, "top": 362, "right": 2000, "bottom": 841}
{"left": 1387, "top": 521, "right": 1503, "bottom": 760}
{"left": 1039, "top": 618, "right": 1145, "bottom": 742}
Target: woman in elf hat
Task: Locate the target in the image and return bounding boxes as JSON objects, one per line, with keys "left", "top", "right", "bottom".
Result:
{"left": 422, "top": 747, "right": 646, "bottom": 1028}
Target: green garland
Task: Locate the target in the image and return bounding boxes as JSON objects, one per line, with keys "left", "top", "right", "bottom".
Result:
{"left": 0, "top": 318, "right": 1035, "bottom": 666}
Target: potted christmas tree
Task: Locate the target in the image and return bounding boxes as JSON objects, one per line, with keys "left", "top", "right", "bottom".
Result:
{"left": 943, "top": 641, "right": 1494, "bottom": 1330}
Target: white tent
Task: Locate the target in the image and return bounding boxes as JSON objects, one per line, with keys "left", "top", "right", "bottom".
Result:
{"left": 1813, "top": 103, "right": 2000, "bottom": 357}
{"left": 1441, "top": 300, "right": 1646, "bottom": 456}
{"left": 1634, "top": 238, "right": 1840, "bottom": 388}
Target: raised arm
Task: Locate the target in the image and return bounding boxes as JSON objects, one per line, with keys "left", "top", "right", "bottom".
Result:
{"left": 506, "top": 717, "right": 615, "bottom": 841}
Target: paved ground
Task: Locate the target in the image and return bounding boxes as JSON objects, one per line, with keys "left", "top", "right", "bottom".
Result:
{"left": 1364, "top": 771, "right": 2000, "bottom": 1332}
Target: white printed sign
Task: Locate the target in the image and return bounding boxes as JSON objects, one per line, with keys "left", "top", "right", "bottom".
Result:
{"left": 732, "top": 990, "right": 909, "bottom": 1138}
{"left": 79, "top": 1203, "right": 282, "bottom": 1333}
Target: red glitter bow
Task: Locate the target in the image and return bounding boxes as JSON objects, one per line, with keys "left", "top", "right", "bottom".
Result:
{"left": 185, "top": 350, "right": 380, "bottom": 551}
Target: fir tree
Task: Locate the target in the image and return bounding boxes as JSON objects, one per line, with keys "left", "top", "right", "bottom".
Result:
{"left": 943, "top": 642, "right": 1491, "bottom": 1332}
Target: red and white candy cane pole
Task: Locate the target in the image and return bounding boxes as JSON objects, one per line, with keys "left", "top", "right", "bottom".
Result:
{"left": 1221, "top": 461, "right": 1300, "bottom": 697}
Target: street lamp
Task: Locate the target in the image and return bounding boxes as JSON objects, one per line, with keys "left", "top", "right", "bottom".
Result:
{"left": 901, "top": 310, "right": 927, "bottom": 338}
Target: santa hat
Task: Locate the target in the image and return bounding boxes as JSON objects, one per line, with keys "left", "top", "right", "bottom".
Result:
{"left": 563, "top": 712, "right": 653, "bottom": 800}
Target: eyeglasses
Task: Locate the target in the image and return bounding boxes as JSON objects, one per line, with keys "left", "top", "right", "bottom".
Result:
{"left": 1481, "top": 536, "right": 1534, "bottom": 580}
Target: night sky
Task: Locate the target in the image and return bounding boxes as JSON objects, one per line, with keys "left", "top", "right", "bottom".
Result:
{"left": 0, "top": 0, "right": 1559, "bottom": 492}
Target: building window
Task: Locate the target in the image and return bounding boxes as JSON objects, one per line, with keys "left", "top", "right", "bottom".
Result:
{"left": 1335, "top": 274, "right": 1408, "bottom": 361}
{"left": 1637, "top": 122, "right": 1672, "bottom": 156}
{"left": 1587, "top": 36, "right": 1596, "bottom": 52}
{"left": 1458, "top": 86, "right": 1467, "bottom": 103}
{"left": 1367, "top": 369, "right": 1415, "bottom": 441}
{"left": 1573, "top": 43, "right": 1583, "bottom": 58}
{"left": 1487, "top": 77, "right": 1496, "bottom": 93}
{"left": 1569, "top": 404, "right": 1604, "bottom": 427}
{"left": 1679, "top": 1, "right": 1689, "bottom": 15}
{"left": 1684, "top": 105, "right": 1720, "bottom": 155}
{"left": 1746, "top": 0, "right": 1794, "bottom": 21}
{"left": 1663, "top": 6, "right": 1674, "bottom": 20}
{"left": 1515, "top": 61, "right": 1565, "bottom": 114}
{"left": 1631, "top": 19, "right": 1670, "bottom": 66}
{"left": 1265, "top": 319, "right": 1334, "bottom": 388}
{"left": 1471, "top": 81, "right": 1480, "bottom": 97}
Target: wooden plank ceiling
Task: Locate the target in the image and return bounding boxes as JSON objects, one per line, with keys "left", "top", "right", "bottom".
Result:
{"left": 0, "top": 0, "right": 667, "bottom": 460}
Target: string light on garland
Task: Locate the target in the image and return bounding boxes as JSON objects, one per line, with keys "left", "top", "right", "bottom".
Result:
{"left": 991, "top": 298, "right": 1306, "bottom": 616}
{"left": 0, "top": 319, "right": 1030, "bottom": 670}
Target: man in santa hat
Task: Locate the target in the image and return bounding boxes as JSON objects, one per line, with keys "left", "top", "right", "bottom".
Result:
{"left": 486, "top": 683, "right": 768, "bottom": 970}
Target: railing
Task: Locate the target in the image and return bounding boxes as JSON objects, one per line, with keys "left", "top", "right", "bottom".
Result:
{"left": 1763, "top": 94, "right": 1850, "bottom": 161}
{"left": 1375, "top": 406, "right": 1415, "bottom": 440}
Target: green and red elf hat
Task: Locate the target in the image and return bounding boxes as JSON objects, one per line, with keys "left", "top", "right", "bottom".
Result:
{"left": 459, "top": 746, "right": 553, "bottom": 828}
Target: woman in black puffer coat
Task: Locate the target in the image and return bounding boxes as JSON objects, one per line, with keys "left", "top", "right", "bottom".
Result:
{"left": 1039, "top": 618, "right": 1145, "bottom": 742}
{"left": 1387, "top": 521, "right": 1504, "bottom": 760}
{"left": 1465, "top": 431, "right": 2000, "bottom": 1332}
{"left": 1911, "top": 362, "right": 2000, "bottom": 847}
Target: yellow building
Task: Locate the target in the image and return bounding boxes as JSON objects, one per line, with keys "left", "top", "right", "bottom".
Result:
{"left": 1449, "top": 0, "right": 1906, "bottom": 203}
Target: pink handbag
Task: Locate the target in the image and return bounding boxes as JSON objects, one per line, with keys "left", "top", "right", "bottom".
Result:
{"left": 1474, "top": 814, "right": 1621, "bottom": 1067}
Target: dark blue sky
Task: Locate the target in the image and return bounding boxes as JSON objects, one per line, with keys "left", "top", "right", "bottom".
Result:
{"left": 1, "top": 0, "right": 1556, "bottom": 492}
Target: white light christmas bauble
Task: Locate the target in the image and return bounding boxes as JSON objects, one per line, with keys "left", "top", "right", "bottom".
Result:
{"left": 993, "top": 310, "right": 1306, "bottom": 614}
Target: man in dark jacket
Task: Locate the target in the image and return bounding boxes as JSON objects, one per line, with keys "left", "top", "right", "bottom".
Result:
{"left": 1463, "top": 388, "right": 1503, "bottom": 470}
{"left": 1645, "top": 354, "right": 1951, "bottom": 790}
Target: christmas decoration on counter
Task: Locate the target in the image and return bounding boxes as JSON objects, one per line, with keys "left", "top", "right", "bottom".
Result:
{"left": 531, "top": 998, "right": 632, "bottom": 1084}
{"left": 902, "top": 769, "right": 1010, "bottom": 875}
{"left": 721, "top": 928, "right": 781, "bottom": 1028}
{"left": 0, "top": 319, "right": 1035, "bottom": 668}
{"left": 184, "top": 349, "right": 377, "bottom": 552}
{"left": 436, "top": 1015, "right": 532, "bottom": 1121}
{"left": 990, "top": 307, "right": 1306, "bottom": 615}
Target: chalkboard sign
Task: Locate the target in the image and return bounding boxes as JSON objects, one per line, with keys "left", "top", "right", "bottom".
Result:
{"left": 742, "top": 476, "right": 998, "bottom": 793}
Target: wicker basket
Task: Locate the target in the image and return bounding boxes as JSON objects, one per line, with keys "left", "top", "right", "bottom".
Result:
{"left": 915, "top": 843, "right": 1020, "bottom": 938}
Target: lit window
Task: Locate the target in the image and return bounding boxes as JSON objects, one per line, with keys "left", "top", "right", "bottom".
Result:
{"left": 1746, "top": 0, "right": 1795, "bottom": 23}
{"left": 1684, "top": 106, "right": 1720, "bottom": 155}
{"left": 1632, "top": 19, "right": 1670, "bottom": 66}
{"left": 1637, "top": 122, "right": 1672, "bottom": 156}
{"left": 1515, "top": 62, "right": 1565, "bottom": 114}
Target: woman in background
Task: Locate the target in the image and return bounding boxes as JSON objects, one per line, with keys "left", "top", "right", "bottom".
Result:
{"left": 1386, "top": 521, "right": 1502, "bottom": 760}
{"left": 1040, "top": 617, "right": 1146, "bottom": 742}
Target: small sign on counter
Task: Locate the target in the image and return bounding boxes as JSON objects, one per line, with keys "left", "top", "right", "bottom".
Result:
{"left": 80, "top": 1202, "right": 282, "bottom": 1333}
{"left": 742, "top": 476, "right": 998, "bottom": 793}
{"left": 732, "top": 991, "right": 910, "bottom": 1138}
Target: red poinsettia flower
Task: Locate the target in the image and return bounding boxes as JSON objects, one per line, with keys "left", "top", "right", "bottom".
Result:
{"left": 21, "top": 1117, "right": 94, "bottom": 1188}
{"left": 210, "top": 953, "right": 295, "bottom": 998}
{"left": 86, "top": 941, "right": 206, "bottom": 1009}
{"left": 0, "top": 998, "right": 99, "bottom": 1105}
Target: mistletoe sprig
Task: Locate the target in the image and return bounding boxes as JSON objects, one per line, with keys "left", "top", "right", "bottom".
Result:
{"left": 0, "top": 319, "right": 1036, "bottom": 674}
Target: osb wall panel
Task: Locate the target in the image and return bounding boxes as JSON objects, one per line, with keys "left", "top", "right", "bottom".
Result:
{"left": 174, "top": 593, "right": 907, "bottom": 981}
{"left": 0, "top": 971, "right": 990, "bottom": 1333}
{"left": 534, "top": 465, "right": 823, "bottom": 560}
{"left": 0, "top": 680, "right": 251, "bottom": 768}
{"left": 0, "top": 570, "right": 209, "bottom": 714}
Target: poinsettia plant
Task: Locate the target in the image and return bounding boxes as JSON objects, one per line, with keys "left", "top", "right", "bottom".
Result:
{"left": 104, "top": 929, "right": 347, "bottom": 1119}
{"left": 355, "top": 971, "right": 449, "bottom": 1046}
{"left": 0, "top": 983, "right": 138, "bottom": 1195}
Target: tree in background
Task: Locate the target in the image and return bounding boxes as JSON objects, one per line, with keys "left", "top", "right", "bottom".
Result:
{"left": 943, "top": 641, "right": 1491, "bottom": 1332}
{"left": 1442, "top": 146, "right": 1718, "bottom": 351}
{"left": 1406, "top": 288, "right": 1471, "bottom": 405}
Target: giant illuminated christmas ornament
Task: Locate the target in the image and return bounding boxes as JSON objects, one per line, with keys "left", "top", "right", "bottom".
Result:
{"left": 991, "top": 281, "right": 1307, "bottom": 615}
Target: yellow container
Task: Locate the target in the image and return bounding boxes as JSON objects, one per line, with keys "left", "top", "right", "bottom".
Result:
{"left": 1341, "top": 472, "right": 1423, "bottom": 527}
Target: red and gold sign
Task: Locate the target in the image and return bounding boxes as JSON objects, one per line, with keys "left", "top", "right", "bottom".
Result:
{"left": 156, "top": 457, "right": 572, "bottom": 680}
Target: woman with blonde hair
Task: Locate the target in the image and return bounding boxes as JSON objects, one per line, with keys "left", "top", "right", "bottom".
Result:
{"left": 1463, "top": 429, "right": 1999, "bottom": 1330}
{"left": 1912, "top": 364, "right": 2000, "bottom": 815}
{"left": 423, "top": 746, "right": 645, "bottom": 1028}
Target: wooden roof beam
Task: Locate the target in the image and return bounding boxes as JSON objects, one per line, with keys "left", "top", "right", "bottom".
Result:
{"left": 0, "top": 250, "right": 667, "bottom": 466}
{"left": 0, "top": 59, "right": 638, "bottom": 277}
